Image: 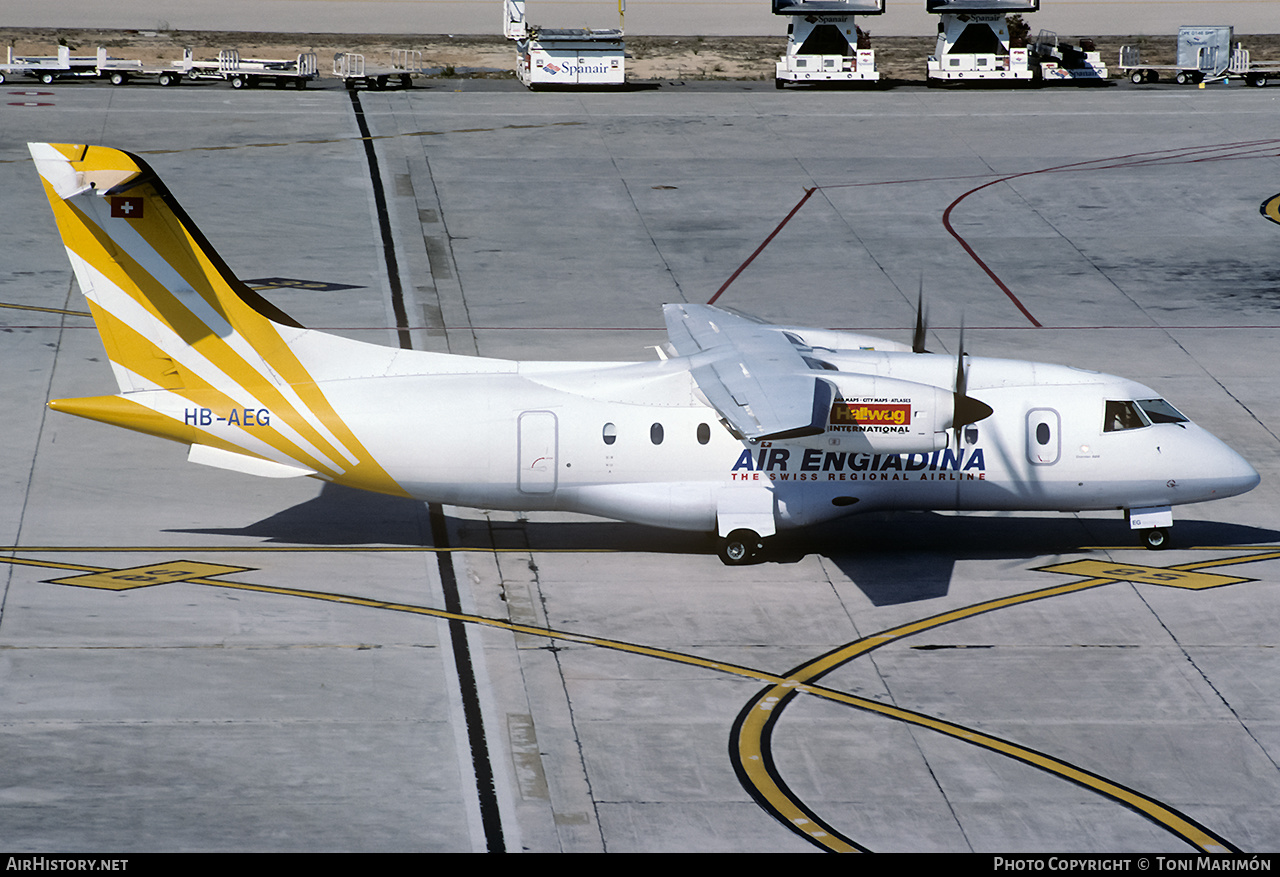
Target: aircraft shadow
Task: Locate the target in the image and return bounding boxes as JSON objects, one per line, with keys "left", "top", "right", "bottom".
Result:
{"left": 168, "top": 482, "right": 712, "bottom": 554}
{"left": 773, "top": 513, "right": 1280, "bottom": 606}
{"left": 171, "top": 485, "right": 1280, "bottom": 607}
{"left": 170, "top": 483, "right": 435, "bottom": 546}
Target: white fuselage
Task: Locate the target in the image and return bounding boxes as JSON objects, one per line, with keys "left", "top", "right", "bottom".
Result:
{"left": 302, "top": 347, "right": 1258, "bottom": 533}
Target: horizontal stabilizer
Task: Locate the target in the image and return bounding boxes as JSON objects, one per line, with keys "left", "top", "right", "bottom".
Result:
{"left": 188, "top": 443, "right": 316, "bottom": 479}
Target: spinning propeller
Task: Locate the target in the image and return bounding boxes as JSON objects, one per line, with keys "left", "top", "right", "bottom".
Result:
{"left": 951, "top": 319, "right": 993, "bottom": 446}
{"left": 912, "top": 288, "right": 993, "bottom": 444}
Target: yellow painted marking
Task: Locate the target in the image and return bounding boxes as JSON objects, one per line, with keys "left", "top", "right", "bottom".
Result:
{"left": 731, "top": 547, "right": 1280, "bottom": 853}
{"left": 45, "top": 561, "right": 251, "bottom": 591}
{"left": 0, "top": 302, "right": 92, "bottom": 317}
{"left": 6, "top": 545, "right": 1277, "bottom": 853}
{"left": 1262, "top": 192, "right": 1280, "bottom": 226}
{"left": 1038, "top": 559, "right": 1254, "bottom": 590}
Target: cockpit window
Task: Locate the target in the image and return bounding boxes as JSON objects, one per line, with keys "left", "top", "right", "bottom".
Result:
{"left": 1138, "top": 399, "right": 1189, "bottom": 425}
{"left": 1103, "top": 400, "right": 1150, "bottom": 432}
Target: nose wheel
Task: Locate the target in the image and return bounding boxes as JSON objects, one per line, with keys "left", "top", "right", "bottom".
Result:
{"left": 718, "top": 529, "right": 765, "bottom": 565}
{"left": 1141, "top": 527, "right": 1170, "bottom": 550}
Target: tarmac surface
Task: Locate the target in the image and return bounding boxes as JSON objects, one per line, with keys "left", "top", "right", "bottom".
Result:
{"left": 1, "top": 73, "right": 1279, "bottom": 853}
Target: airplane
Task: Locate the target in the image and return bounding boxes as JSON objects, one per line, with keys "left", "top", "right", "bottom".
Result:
{"left": 28, "top": 142, "right": 1260, "bottom": 564}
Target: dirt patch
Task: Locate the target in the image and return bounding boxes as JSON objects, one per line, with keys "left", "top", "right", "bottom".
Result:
{"left": 3, "top": 28, "right": 1279, "bottom": 82}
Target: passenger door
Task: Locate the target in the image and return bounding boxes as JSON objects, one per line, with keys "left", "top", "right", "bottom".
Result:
{"left": 518, "top": 410, "right": 558, "bottom": 494}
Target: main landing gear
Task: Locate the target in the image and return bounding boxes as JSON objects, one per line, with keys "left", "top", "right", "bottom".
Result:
{"left": 717, "top": 529, "right": 766, "bottom": 565}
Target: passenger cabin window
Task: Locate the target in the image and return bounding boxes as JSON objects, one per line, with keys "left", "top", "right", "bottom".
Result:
{"left": 602, "top": 422, "right": 617, "bottom": 445}
{"left": 650, "top": 423, "right": 664, "bottom": 445}
{"left": 1103, "top": 400, "right": 1149, "bottom": 433}
{"left": 697, "top": 422, "right": 711, "bottom": 445}
{"left": 1138, "top": 399, "right": 1189, "bottom": 425}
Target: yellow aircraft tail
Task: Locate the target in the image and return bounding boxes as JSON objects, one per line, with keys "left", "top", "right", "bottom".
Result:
{"left": 30, "top": 143, "right": 407, "bottom": 495}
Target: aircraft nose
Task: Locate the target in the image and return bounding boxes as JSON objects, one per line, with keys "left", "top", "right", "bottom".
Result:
{"left": 1205, "top": 439, "right": 1260, "bottom": 500}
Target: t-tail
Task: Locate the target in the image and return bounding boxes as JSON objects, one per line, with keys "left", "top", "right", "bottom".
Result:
{"left": 30, "top": 143, "right": 409, "bottom": 496}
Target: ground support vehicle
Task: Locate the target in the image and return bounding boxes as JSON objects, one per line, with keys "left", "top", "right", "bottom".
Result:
{"left": 925, "top": 1, "right": 1040, "bottom": 84}
{"left": 770, "top": 1, "right": 884, "bottom": 88}
{"left": 333, "top": 51, "right": 426, "bottom": 89}
{"left": 1219, "top": 44, "right": 1279, "bottom": 87}
{"left": 1030, "top": 30, "right": 1107, "bottom": 82}
{"left": 98, "top": 49, "right": 214, "bottom": 87}
{"left": 215, "top": 50, "right": 319, "bottom": 89}
{"left": 503, "top": 0, "right": 624, "bottom": 88}
{"left": 1119, "top": 25, "right": 1235, "bottom": 85}
{"left": 513, "top": 30, "right": 624, "bottom": 87}
{"left": 0, "top": 45, "right": 105, "bottom": 84}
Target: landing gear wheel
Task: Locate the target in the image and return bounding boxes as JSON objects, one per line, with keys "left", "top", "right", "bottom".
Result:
{"left": 1141, "top": 527, "right": 1170, "bottom": 550}
{"left": 718, "top": 529, "right": 763, "bottom": 566}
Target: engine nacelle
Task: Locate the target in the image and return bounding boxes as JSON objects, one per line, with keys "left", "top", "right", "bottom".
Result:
{"left": 821, "top": 374, "right": 954, "bottom": 454}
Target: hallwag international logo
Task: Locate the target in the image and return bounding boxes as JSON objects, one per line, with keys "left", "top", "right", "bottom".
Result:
{"left": 830, "top": 399, "right": 911, "bottom": 433}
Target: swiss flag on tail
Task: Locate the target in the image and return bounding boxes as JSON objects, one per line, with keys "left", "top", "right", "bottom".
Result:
{"left": 110, "top": 196, "right": 144, "bottom": 219}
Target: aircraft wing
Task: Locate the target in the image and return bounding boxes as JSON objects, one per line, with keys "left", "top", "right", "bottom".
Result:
{"left": 663, "top": 303, "right": 834, "bottom": 441}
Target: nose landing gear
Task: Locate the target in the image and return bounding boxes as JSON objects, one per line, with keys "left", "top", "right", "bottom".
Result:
{"left": 1140, "top": 527, "right": 1170, "bottom": 550}
{"left": 1129, "top": 506, "right": 1174, "bottom": 550}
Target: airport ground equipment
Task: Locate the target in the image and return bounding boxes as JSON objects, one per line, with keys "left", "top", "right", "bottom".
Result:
{"left": 0, "top": 45, "right": 111, "bottom": 84}
{"left": 1118, "top": 26, "right": 1236, "bottom": 84}
{"left": 771, "top": 0, "right": 884, "bottom": 87}
{"left": 216, "top": 50, "right": 319, "bottom": 89}
{"left": 1030, "top": 30, "right": 1107, "bottom": 82}
{"left": 98, "top": 49, "right": 232, "bottom": 87}
{"left": 503, "top": 0, "right": 625, "bottom": 87}
{"left": 1224, "top": 44, "right": 1280, "bottom": 87}
{"left": 1, "top": 45, "right": 319, "bottom": 89}
{"left": 1121, "top": 37, "right": 1279, "bottom": 87}
{"left": 925, "top": 0, "right": 1039, "bottom": 84}
{"left": 333, "top": 51, "right": 425, "bottom": 89}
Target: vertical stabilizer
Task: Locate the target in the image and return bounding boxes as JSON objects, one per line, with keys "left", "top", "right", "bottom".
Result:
{"left": 30, "top": 143, "right": 408, "bottom": 496}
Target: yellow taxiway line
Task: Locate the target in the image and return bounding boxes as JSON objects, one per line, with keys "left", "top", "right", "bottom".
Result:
{"left": 2, "top": 545, "right": 1273, "bottom": 853}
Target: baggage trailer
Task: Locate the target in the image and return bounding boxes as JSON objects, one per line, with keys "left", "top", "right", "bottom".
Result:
{"left": 0, "top": 45, "right": 105, "bottom": 84}
{"left": 99, "top": 49, "right": 216, "bottom": 87}
{"left": 1224, "top": 44, "right": 1280, "bottom": 87}
{"left": 333, "top": 51, "right": 426, "bottom": 89}
{"left": 504, "top": 0, "right": 625, "bottom": 88}
{"left": 1, "top": 46, "right": 195, "bottom": 86}
{"left": 926, "top": 0, "right": 1039, "bottom": 84}
{"left": 1119, "top": 26, "right": 1233, "bottom": 84}
{"left": 216, "top": 50, "right": 319, "bottom": 89}
{"left": 0, "top": 45, "right": 319, "bottom": 89}
{"left": 771, "top": 0, "right": 885, "bottom": 87}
